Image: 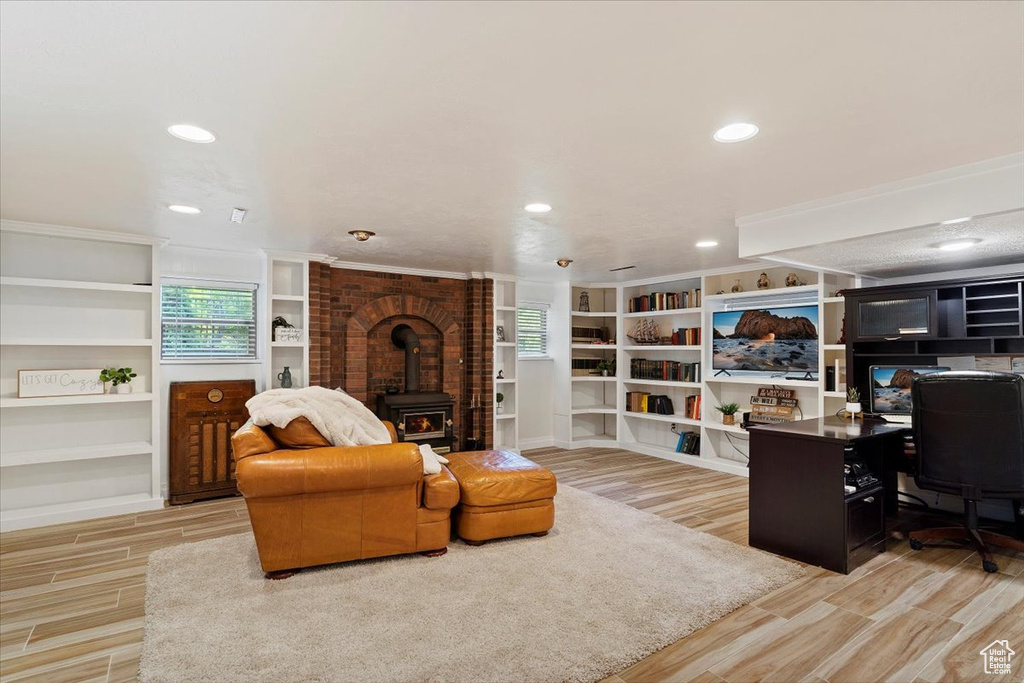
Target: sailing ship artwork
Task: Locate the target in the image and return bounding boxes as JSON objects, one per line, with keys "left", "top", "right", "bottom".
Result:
{"left": 627, "top": 318, "right": 662, "bottom": 345}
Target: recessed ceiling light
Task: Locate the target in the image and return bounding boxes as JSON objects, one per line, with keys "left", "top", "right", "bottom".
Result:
{"left": 524, "top": 203, "right": 552, "bottom": 213}
{"left": 556, "top": 258, "right": 573, "bottom": 268}
{"left": 695, "top": 240, "right": 718, "bottom": 248}
{"left": 349, "top": 230, "right": 376, "bottom": 242}
{"left": 936, "top": 238, "right": 981, "bottom": 251}
{"left": 167, "top": 124, "right": 216, "bottom": 144}
{"left": 713, "top": 123, "right": 759, "bottom": 143}
{"left": 167, "top": 204, "right": 202, "bottom": 214}
{"left": 940, "top": 216, "right": 972, "bottom": 225}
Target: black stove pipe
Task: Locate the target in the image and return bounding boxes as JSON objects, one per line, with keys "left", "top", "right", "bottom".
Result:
{"left": 391, "top": 324, "right": 421, "bottom": 392}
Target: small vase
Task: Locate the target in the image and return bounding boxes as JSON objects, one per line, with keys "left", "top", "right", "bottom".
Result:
{"left": 496, "top": 403, "right": 504, "bottom": 414}
{"left": 731, "top": 279, "right": 743, "bottom": 293}
{"left": 846, "top": 402, "right": 862, "bottom": 420}
{"left": 601, "top": 370, "right": 609, "bottom": 377}
{"left": 278, "top": 367, "right": 293, "bottom": 389}
{"left": 722, "top": 414, "right": 735, "bottom": 425}
{"left": 113, "top": 383, "right": 132, "bottom": 394}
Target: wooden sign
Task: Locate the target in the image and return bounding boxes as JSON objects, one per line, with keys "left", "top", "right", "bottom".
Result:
{"left": 757, "top": 387, "right": 796, "bottom": 399}
{"left": 18, "top": 369, "right": 104, "bottom": 398}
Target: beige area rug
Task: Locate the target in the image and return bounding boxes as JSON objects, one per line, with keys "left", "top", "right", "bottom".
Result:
{"left": 140, "top": 485, "right": 802, "bottom": 683}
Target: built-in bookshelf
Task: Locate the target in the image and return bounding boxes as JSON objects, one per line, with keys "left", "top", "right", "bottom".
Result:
{"left": 569, "top": 285, "right": 618, "bottom": 446}
{"left": 557, "top": 264, "right": 859, "bottom": 477}
{"left": 264, "top": 253, "right": 309, "bottom": 390}
{"left": 494, "top": 278, "right": 518, "bottom": 448}
{"left": 0, "top": 222, "right": 166, "bottom": 531}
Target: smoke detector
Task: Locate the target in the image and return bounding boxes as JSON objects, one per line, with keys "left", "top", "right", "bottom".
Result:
{"left": 230, "top": 208, "right": 247, "bottom": 224}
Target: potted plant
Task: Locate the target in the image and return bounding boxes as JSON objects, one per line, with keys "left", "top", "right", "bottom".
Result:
{"left": 596, "top": 359, "right": 615, "bottom": 377}
{"left": 496, "top": 392, "right": 504, "bottom": 414}
{"left": 845, "top": 386, "right": 862, "bottom": 420}
{"left": 715, "top": 402, "right": 741, "bottom": 425}
{"left": 100, "top": 367, "right": 137, "bottom": 394}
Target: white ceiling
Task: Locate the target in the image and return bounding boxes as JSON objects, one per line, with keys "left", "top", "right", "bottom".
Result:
{"left": 1, "top": 1, "right": 1023, "bottom": 281}
{"left": 763, "top": 210, "right": 1024, "bottom": 279}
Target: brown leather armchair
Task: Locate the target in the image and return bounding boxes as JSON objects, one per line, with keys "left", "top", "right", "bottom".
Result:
{"left": 231, "top": 419, "right": 459, "bottom": 578}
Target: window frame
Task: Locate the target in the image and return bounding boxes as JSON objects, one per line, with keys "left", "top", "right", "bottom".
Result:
{"left": 516, "top": 302, "right": 551, "bottom": 360}
{"left": 160, "top": 278, "right": 261, "bottom": 364}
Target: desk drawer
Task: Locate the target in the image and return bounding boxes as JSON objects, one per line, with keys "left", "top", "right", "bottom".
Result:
{"left": 846, "top": 488, "right": 884, "bottom": 551}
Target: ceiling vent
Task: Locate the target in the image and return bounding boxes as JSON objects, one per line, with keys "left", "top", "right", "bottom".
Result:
{"left": 230, "top": 208, "right": 247, "bottom": 224}
{"left": 609, "top": 265, "right": 637, "bottom": 272}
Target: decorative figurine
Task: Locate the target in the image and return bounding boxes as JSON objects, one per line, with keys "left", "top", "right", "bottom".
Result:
{"left": 496, "top": 325, "right": 505, "bottom": 342}
{"left": 497, "top": 369, "right": 504, "bottom": 380}
{"left": 578, "top": 290, "right": 590, "bottom": 313}
{"left": 731, "top": 279, "right": 744, "bottom": 293}
{"left": 756, "top": 272, "right": 772, "bottom": 289}
{"left": 785, "top": 273, "right": 807, "bottom": 287}
{"left": 838, "top": 316, "right": 847, "bottom": 345}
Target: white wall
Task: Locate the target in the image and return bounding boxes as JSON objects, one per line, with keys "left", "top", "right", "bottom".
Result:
{"left": 516, "top": 280, "right": 560, "bottom": 449}
{"left": 158, "top": 245, "right": 265, "bottom": 498}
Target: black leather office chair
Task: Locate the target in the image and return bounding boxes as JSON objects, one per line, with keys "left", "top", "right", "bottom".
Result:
{"left": 909, "top": 370, "right": 1024, "bottom": 573}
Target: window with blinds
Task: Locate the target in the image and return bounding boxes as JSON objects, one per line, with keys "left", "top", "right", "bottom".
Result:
{"left": 161, "top": 281, "right": 258, "bottom": 360}
{"left": 517, "top": 305, "right": 549, "bottom": 358}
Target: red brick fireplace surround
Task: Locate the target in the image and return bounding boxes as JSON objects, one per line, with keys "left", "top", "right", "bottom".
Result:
{"left": 309, "top": 264, "right": 494, "bottom": 449}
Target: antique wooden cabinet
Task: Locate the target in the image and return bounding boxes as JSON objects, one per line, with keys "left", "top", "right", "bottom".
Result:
{"left": 169, "top": 380, "right": 256, "bottom": 504}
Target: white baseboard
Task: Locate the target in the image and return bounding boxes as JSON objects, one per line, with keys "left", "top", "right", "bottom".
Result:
{"left": 519, "top": 436, "right": 555, "bottom": 450}
{"left": 0, "top": 494, "right": 165, "bottom": 532}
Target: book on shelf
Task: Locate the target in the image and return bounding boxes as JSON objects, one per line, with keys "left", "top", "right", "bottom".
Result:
{"left": 571, "top": 324, "right": 607, "bottom": 343}
{"left": 627, "top": 289, "right": 702, "bottom": 313}
{"left": 670, "top": 327, "right": 702, "bottom": 345}
{"left": 675, "top": 430, "right": 701, "bottom": 455}
{"left": 629, "top": 359, "right": 701, "bottom": 382}
{"left": 571, "top": 357, "right": 602, "bottom": 376}
{"left": 684, "top": 394, "right": 701, "bottom": 420}
{"left": 625, "top": 392, "right": 675, "bottom": 415}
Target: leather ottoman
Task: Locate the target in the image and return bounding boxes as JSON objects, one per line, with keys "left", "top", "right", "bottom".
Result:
{"left": 445, "top": 450, "right": 557, "bottom": 544}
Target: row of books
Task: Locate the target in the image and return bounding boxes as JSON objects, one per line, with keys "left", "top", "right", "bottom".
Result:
{"left": 571, "top": 357, "right": 602, "bottom": 376}
{"left": 671, "top": 327, "right": 701, "bottom": 346}
{"left": 683, "top": 394, "right": 702, "bottom": 420}
{"left": 629, "top": 359, "right": 701, "bottom": 382}
{"left": 675, "top": 430, "right": 701, "bottom": 455}
{"left": 624, "top": 392, "right": 674, "bottom": 415}
{"left": 571, "top": 325, "right": 608, "bottom": 343}
{"left": 627, "top": 289, "right": 702, "bottom": 313}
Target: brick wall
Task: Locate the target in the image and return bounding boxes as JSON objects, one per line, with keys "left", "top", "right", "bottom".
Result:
{"left": 308, "top": 265, "right": 495, "bottom": 449}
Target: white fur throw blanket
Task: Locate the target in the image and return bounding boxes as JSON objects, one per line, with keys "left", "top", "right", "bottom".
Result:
{"left": 245, "top": 387, "right": 448, "bottom": 475}
{"left": 246, "top": 387, "right": 390, "bottom": 447}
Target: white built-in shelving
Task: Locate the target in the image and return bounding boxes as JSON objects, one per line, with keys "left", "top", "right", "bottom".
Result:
{"left": 568, "top": 284, "right": 618, "bottom": 446}
{"left": 264, "top": 253, "right": 310, "bottom": 390}
{"left": 493, "top": 278, "right": 518, "bottom": 448}
{"left": 0, "top": 221, "right": 166, "bottom": 531}
{"left": 555, "top": 263, "right": 858, "bottom": 477}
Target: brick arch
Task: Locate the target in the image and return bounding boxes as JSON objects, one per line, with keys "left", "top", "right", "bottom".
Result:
{"left": 345, "top": 295, "right": 462, "bottom": 403}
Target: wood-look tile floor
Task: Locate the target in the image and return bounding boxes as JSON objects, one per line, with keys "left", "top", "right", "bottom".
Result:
{"left": 1, "top": 447, "right": 1022, "bottom": 683}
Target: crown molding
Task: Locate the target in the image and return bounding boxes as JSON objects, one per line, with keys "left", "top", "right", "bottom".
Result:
{"left": 330, "top": 260, "right": 471, "bottom": 280}
{"left": 262, "top": 249, "right": 336, "bottom": 264}
{"left": 0, "top": 219, "right": 169, "bottom": 246}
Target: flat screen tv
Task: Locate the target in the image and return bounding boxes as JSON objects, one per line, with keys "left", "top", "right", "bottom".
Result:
{"left": 869, "top": 365, "right": 949, "bottom": 414}
{"left": 712, "top": 304, "right": 819, "bottom": 375}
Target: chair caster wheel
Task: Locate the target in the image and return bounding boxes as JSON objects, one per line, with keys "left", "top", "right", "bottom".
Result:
{"left": 909, "top": 538, "right": 924, "bottom": 551}
{"left": 982, "top": 560, "right": 998, "bottom": 573}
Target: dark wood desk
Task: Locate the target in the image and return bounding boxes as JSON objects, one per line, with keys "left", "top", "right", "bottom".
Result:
{"left": 748, "top": 417, "right": 908, "bottom": 574}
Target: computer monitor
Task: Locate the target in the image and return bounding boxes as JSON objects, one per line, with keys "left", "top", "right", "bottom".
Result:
{"left": 869, "top": 365, "right": 949, "bottom": 414}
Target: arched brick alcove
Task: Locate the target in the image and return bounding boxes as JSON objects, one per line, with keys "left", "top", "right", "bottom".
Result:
{"left": 345, "top": 294, "right": 462, "bottom": 404}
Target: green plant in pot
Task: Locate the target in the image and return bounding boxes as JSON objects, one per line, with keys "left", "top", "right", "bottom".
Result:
{"left": 496, "top": 392, "right": 505, "bottom": 414}
{"left": 596, "top": 359, "right": 615, "bottom": 377}
{"left": 845, "top": 386, "right": 862, "bottom": 420}
{"left": 100, "top": 367, "right": 137, "bottom": 394}
{"left": 715, "top": 402, "right": 741, "bottom": 426}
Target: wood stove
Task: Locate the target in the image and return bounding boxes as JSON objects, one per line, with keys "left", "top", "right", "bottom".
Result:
{"left": 376, "top": 392, "right": 455, "bottom": 453}
{"left": 374, "top": 322, "right": 455, "bottom": 452}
